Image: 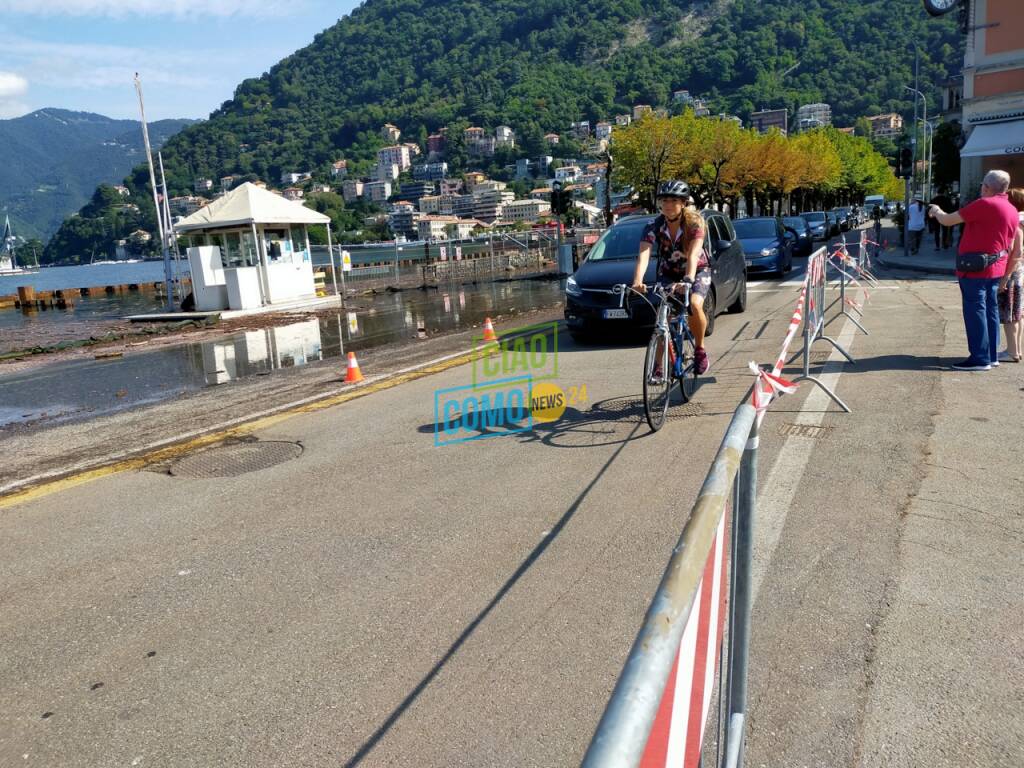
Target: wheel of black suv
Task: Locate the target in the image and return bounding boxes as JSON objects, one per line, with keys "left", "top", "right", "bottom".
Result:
{"left": 729, "top": 272, "right": 747, "bottom": 313}
{"left": 701, "top": 288, "right": 716, "bottom": 338}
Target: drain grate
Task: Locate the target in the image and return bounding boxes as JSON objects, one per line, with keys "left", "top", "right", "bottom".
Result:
{"left": 591, "top": 396, "right": 706, "bottom": 420}
{"left": 673, "top": 401, "right": 706, "bottom": 418}
{"left": 168, "top": 440, "right": 303, "bottom": 478}
{"left": 778, "top": 423, "right": 832, "bottom": 439}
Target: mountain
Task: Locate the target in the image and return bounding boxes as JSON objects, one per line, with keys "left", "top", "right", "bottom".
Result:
{"left": 0, "top": 109, "right": 193, "bottom": 240}
{"left": 48, "top": 0, "right": 961, "bottom": 259}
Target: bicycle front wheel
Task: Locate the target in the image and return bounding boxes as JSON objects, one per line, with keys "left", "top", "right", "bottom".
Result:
{"left": 678, "top": 331, "right": 697, "bottom": 403}
{"left": 643, "top": 329, "right": 671, "bottom": 431}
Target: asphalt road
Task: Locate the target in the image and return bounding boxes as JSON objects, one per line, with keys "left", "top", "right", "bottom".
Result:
{"left": 1, "top": 239, "right": 1021, "bottom": 767}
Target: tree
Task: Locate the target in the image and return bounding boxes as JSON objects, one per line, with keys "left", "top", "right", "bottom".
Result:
{"left": 609, "top": 114, "right": 690, "bottom": 210}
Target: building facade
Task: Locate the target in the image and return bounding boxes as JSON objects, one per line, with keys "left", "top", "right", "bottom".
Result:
{"left": 501, "top": 199, "right": 551, "bottom": 223}
{"left": 412, "top": 162, "right": 449, "bottom": 181}
{"left": 363, "top": 181, "right": 392, "bottom": 203}
{"left": 795, "top": 103, "right": 832, "bottom": 131}
{"left": 341, "top": 180, "right": 364, "bottom": 202}
{"left": 866, "top": 113, "right": 904, "bottom": 139}
{"left": 958, "top": 0, "right": 1024, "bottom": 193}
{"left": 377, "top": 145, "right": 411, "bottom": 171}
{"left": 397, "top": 181, "right": 436, "bottom": 201}
{"left": 417, "top": 215, "right": 462, "bottom": 241}
{"left": 750, "top": 108, "right": 788, "bottom": 135}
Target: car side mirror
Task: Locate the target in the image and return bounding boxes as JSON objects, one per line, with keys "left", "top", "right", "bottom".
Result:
{"left": 714, "top": 238, "right": 731, "bottom": 253}
{"left": 783, "top": 229, "right": 796, "bottom": 241}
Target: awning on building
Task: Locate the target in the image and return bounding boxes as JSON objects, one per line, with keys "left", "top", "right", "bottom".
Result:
{"left": 961, "top": 120, "right": 1024, "bottom": 158}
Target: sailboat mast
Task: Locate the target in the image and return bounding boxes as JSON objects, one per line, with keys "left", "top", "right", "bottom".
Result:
{"left": 134, "top": 73, "right": 174, "bottom": 310}
{"left": 157, "top": 151, "right": 183, "bottom": 298}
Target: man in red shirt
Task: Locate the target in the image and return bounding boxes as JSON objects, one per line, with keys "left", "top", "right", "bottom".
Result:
{"left": 930, "top": 170, "right": 1019, "bottom": 371}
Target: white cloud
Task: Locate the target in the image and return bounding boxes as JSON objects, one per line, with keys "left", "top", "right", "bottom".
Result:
{"left": 0, "top": 0, "right": 297, "bottom": 17}
{"left": 0, "top": 35, "right": 219, "bottom": 91}
{"left": 0, "top": 70, "right": 27, "bottom": 97}
{"left": 0, "top": 70, "right": 29, "bottom": 117}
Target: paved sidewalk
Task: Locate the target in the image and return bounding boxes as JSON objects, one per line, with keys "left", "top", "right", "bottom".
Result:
{"left": 870, "top": 219, "right": 957, "bottom": 275}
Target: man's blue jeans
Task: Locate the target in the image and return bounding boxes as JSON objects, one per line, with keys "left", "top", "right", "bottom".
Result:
{"left": 959, "top": 276, "right": 1000, "bottom": 364}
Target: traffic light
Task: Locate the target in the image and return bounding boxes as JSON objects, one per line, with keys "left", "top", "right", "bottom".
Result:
{"left": 559, "top": 188, "right": 573, "bottom": 214}
{"left": 898, "top": 147, "right": 913, "bottom": 179}
{"left": 549, "top": 186, "right": 572, "bottom": 215}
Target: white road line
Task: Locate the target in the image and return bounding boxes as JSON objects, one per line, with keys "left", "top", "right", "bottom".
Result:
{"left": 750, "top": 318, "right": 859, "bottom": 603}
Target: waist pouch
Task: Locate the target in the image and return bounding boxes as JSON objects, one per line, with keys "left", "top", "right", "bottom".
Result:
{"left": 957, "top": 250, "right": 1006, "bottom": 273}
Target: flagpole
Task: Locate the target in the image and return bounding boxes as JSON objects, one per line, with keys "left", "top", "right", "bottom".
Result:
{"left": 134, "top": 73, "right": 174, "bottom": 311}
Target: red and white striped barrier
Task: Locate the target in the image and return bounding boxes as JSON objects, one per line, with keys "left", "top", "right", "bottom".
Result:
{"left": 640, "top": 511, "right": 729, "bottom": 767}
{"left": 750, "top": 260, "right": 808, "bottom": 416}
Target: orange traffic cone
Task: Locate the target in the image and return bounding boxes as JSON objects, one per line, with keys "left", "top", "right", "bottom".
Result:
{"left": 482, "top": 317, "right": 498, "bottom": 343}
{"left": 344, "top": 351, "right": 364, "bottom": 383}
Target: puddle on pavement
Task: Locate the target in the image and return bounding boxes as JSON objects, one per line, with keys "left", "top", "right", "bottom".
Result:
{"left": 0, "top": 279, "right": 565, "bottom": 429}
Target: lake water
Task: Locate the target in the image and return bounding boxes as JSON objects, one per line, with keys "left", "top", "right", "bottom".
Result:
{"left": 0, "top": 279, "right": 568, "bottom": 429}
{"left": 0, "top": 261, "right": 188, "bottom": 295}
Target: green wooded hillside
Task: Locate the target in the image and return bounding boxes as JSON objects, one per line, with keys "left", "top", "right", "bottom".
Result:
{"left": 47, "top": 0, "right": 961, "bottom": 261}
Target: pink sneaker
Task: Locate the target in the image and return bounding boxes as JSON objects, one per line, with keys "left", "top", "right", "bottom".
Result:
{"left": 694, "top": 346, "right": 709, "bottom": 375}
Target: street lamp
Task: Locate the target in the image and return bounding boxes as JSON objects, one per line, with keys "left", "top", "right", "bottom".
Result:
{"left": 922, "top": 120, "right": 937, "bottom": 201}
{"left": 904, "top": 86, "right": 928, "bottom": 196}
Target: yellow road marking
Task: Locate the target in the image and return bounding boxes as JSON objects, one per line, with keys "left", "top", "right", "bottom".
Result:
{"left": 0, "top": 348, "right": 483, "bottom": 510}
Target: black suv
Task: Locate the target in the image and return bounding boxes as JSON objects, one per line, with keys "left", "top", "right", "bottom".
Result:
{"left": 564, "top": 210, "right": 747, "bottom": 341}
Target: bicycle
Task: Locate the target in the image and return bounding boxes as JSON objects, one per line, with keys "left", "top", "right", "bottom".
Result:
{"left": 613, "top": 282, "right": 699, "bottom": 432}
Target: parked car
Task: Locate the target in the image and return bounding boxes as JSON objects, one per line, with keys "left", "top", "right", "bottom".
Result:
{"left": 832, "top": 207, "right": 853, "bottom": 231}
{"left": 800, "top": 211, "right": 828, "bottom": 240}
{"left": 563, "top": 211, "right": 747, "bottom": 341}
{"left": 885, "top": 201, "right": 897, "bottom": 215}
{"left": 732, "top": 217, "right": 795, "bottom": 276}
{"left": 783, "top": 216, "right": 815, "bottom": 257}
{"left": 824, "top": 211, "right": 841, "bottom": 237}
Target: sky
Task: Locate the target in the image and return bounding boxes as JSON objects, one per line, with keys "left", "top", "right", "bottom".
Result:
{"left": 0, "top": 0, "right": 364, "bottom": 121}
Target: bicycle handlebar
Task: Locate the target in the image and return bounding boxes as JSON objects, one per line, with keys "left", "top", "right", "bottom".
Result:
{"left": 611, "top": 282, "right": 691, "bottom": 311}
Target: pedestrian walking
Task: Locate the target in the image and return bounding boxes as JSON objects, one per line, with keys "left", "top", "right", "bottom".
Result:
{"left": 998, "top": 188, "right": 1024, "bottom": 362}
{"left": 929, "top": 192, "right": 954, "bottom": 250}
{"left": 929, "top": 170, "right": 1020, "bottom": 371}
{"left": 908, "top": 198, "right": 927, "bottom": 254}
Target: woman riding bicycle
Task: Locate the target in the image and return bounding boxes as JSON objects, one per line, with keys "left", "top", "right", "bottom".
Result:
{"left": 631, "top": 179, "right": 711, "bottom": 374}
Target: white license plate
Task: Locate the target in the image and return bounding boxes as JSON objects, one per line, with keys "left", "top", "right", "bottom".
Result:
{"left": 603, "top": 308, "right": 628, "bottom": 319}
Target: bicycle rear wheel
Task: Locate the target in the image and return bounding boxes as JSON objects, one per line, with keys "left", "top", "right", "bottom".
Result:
{"left": 677, "top": 331, "right": 697, "bottom": 403}
{"left": 643, "top": 329, "right": 671, "bottom": 431}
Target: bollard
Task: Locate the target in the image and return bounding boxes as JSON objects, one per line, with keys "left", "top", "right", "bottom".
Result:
{"left": 17, "top": 285, "right": 35, "bottom": 304}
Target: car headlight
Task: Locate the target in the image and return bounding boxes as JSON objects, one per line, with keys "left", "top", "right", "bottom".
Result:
{"left": 565, "top": 276, "right": 582, "bottom": 296}
{"left": 760, "top": 247, "right": 778, "bottom": 257}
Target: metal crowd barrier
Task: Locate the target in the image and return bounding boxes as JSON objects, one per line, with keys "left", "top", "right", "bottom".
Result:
{"left": 793, "top": 246, "right": 854, "bottom": 412}
{"left": 583, "top": 404, "right": 759, "bottom": 768}
{"left": 586, "top": 232, "right": 883, "bottom": 766}
{"left": 828, "top": 235, "right": 869, "bottom": 337}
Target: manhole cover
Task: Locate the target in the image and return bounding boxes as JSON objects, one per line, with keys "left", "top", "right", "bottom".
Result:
{"left": 168, "top": 440, "right": 303, "bottom": 478}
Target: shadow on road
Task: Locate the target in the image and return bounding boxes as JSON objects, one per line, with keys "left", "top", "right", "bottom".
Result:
{"left": 345, "top": 414, "right": 645, "bottom": 766}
